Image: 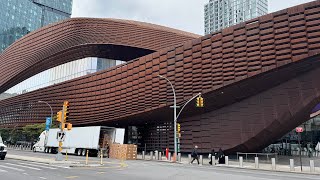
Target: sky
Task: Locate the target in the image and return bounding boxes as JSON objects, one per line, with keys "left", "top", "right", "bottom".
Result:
{"left": 72, "top": 0, "right": 315, "bottom": 35}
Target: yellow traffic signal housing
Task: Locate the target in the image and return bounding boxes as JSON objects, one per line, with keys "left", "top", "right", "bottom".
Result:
{"left": 63, "top": 101, "right": 69, "bottom": 122}
{"left": 196, "top": 97, "right": 200, "bottom": 107}
{"left": 196, "top": 96, "right": 204, "bottom": 108}
{"left": 177, "top": 123, "right": 181, "bottom": 133}
{"left": 200, "top": 97, "right": 204, "bottom": 107}
{"left": 56, "top": 111, "right": 62, "bottom": 122}
{"left": 66, "top": 123, "right": 72, "bottom": 131}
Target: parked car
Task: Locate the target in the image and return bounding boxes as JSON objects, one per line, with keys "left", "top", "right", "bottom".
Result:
{"left": 0, "top": 136, "right": 7, "bottom": 160}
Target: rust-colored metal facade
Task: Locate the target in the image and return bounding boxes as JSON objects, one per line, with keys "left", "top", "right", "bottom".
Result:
{"left": 1, "top": 2, "right": 320, "bottom": 153}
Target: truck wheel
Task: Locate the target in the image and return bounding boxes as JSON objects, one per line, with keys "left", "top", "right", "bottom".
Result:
{"left": 48, "top": 148, "right": 52, "bottom": 154}
{"left": 33, "top": 147, "right": 36, "bottom": 152}
{"left": 0, "top": 156, "right": 4, "bottom": 160}
{"left": 82, "top": 149, "right": 86, "bottom": 156}
{"left": 77, "top": 149, "right": 82, "bottom": 156}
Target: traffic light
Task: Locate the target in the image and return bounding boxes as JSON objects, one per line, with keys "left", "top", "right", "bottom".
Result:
{"left": 62, "top": 101, "right": 69, "bottom": 122}
{"left": 177, "top": 123, "right": 181, "bottom": 133}
{"left": 196, "top": 95, "right": 204, "bottom": 107}
{"left": 56, "top": 111, "right": 62, "bottom": 122}
{"left": 66, "top": 123, "right": 72, "bottom": 131}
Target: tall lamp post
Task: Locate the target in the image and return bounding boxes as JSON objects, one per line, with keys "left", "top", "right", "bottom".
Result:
{"left": 158, "top": 75, "right": 178, "bottom": 160}
{"left": 38, "top": 100, "right": 53, "bottom": 128}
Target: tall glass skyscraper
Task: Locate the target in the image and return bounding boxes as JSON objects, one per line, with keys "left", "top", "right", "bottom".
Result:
{"left": 0, "top": 0, "right": 72, "bottom": 52}
{"left": 204, "top": 0, "right": 268, "bottom": 35}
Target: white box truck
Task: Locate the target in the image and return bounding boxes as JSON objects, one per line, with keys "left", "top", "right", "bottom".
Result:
{"left": 32, "top": 126, "right": 125, "bottom": 156}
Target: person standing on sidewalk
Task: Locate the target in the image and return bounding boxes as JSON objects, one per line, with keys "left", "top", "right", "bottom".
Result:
{"left": 209, "top": 149, "right": 216, "bottom": 165}
{"left": 190, "top": 145, "right": 199, "bottom": 164}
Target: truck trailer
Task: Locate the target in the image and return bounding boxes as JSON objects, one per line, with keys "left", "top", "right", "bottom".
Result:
{"left": 33, "top": 126, "right": 125, "bottom": 156}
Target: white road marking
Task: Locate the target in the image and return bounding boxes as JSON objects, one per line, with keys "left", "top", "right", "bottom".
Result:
{"left": 26, "top": 161, "right": 70, "bottom": 169}
{"left": 0, "top": 169, "right": 8, "bottom": 172}
{"left": 39, "top": 177, "right": 47, "bottom": 179}
{"left": 0, "top": 164, "right": 25, "bottom": 172}
{"left": 19, "top": 162, "right": 57, "bottom": 170}
{"left": 5, "top": 163, "right": 41, "bottom": 171}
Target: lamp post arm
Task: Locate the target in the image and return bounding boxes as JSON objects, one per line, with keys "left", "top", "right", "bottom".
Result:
{"left": 175, "top": 92, "right": 201, "bottom": 122}
{"left": 38, "top": 101, "right": 53, "bottom": 127}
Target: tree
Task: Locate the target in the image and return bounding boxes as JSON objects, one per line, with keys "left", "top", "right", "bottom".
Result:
{"left": 22, "top": 123, "right": 46, "bottom": 142}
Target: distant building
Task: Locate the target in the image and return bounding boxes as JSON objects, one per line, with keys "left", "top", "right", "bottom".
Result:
{"left": 0, "top": 0, "right": 72, "bottom": 52}
{"left": 204, "top": 0, "right": 268, "bottom": 35}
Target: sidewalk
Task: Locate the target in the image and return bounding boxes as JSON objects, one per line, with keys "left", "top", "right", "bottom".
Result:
{"left": 137, "top": 154, "right": 320, "bottom": 175}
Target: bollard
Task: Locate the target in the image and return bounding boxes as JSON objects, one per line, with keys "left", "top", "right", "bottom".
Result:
{"left": 271, "top": 158, "right": 276, "bottom": 170}
{"left": 150, "top": 151, "right": 153, "bottom": 160}
{"left": 65, "top": 150, "right": 68, "bottom": 161}
{"left": 155, "top": 150, "right": 158, "bottom": 160}
{"left": 85, "top": 150, "right": 89, "bottom": 165}
{"left": 188, "top": 154, "right": 191, "bottom": 163}
{"left": 199, "top": 155, "right": 203, "bottom": 166}
{"left": 290, "top": 159, "right": 294, "bottom": 171}
{"left": 225, "top": 156, "right": 229, "bottom": 166}
{"left": 310, "top": 160, "right": 315, "bottom": 173}
{"left": 255, "top": 157, "right": 259, "bottom": 169}
{"left": 178, "top": 153, "right": 181, "bottom": 162}
{"left": 239, "top": 156, "right": 243, "bottom": 167}
{"left": 168, "top": 152, "right": 171, "bottom": 161}
{"left": 100, "top": 150, "right": 103, "bottom": 165}
{"left": 159, "top": 152, "right": 162, "bottom": 160}
{"left": 142, "top": 151, "right": 145, "bottom": 160}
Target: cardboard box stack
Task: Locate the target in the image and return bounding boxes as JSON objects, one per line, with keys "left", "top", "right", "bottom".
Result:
{"left": 110, "top": 144, "right": 137, "bottom": 160}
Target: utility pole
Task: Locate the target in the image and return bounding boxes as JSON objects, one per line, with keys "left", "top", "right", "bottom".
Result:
{"left": 158, "top": 75, "right": 204, "bottom": 161}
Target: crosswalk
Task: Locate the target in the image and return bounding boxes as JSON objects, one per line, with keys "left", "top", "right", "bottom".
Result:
{"left": 0, "top": 160, "right": 69, "bottom": 173}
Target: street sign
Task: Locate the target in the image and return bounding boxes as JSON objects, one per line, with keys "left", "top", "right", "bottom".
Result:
{"left": 57, "top": 131, "right": 66, "bottom": 142}
{"left": 45, "top": 117, "right": 51, "bottom": 131}
{"left": 296, "top": 127, "right": 304, "bottom": 133}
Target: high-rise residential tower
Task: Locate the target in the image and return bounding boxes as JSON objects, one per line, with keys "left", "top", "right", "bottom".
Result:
{"left": 0, "top": 0, "right": 72, "bottom": 52}
{"left": 204, "top": 0, "right": 268, "bottom": 35}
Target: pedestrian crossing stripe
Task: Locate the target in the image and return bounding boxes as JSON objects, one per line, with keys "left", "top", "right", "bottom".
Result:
{"left": 0, "top": 164, "right": 25, "bottom": 171}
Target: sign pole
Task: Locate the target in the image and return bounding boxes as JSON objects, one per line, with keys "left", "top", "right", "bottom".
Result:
{"left": 298, "top": 132, "right": 302, "bottom": 172}
{"left": 296, "top": 127, "right": 303, "bottom": 172}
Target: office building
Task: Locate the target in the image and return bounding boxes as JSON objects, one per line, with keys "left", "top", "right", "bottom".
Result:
{"left": 204, "top": 0, "right": 268, "bottom": 34}
{"left": 0, "top": 0, "right": 72, "bottom": 52}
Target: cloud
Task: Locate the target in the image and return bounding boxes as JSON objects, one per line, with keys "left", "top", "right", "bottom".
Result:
{"left": 72, "top": 0, "right": 315, "bottom": 35}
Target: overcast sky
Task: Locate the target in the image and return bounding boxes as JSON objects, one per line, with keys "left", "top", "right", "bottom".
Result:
{"left": 72, "top": 0, "right": 315, "bottom": 35}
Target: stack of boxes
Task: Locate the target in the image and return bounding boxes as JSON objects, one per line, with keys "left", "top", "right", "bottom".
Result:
{"left": 110, "top": 144, "right": 137, "bottom": 160}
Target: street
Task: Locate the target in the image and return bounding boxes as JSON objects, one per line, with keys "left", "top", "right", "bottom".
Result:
{"left": 1, "top": 150, "right": 320, "bottom": 180}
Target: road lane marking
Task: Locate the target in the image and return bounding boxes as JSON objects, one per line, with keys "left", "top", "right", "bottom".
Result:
{"left": 19, "top": 162, "right": 57, "bottom": 170}
{"left": 0, "top": 169, "right": 8, "bottom": 172}
{"left": 65, "top": 176, "right": 78, "bottom": 179}
{"left": 39, "top": 177, "right": 47, "bottom": 179}
{"left": 0, "top": 164, "right": 25, "bottom": 172}
{"left": 5, "top": 163, "right": 41, "bottom": 171}
{"left": 24, "top": 161, "right": 70, "bottom": 169}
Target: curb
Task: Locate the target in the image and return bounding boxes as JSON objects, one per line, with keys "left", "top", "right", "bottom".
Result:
{"left": 136, "top": 158, "right": 320, "bottom": 175}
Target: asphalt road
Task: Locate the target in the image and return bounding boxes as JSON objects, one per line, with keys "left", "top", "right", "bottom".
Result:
{"left": 2, "top": 150, "right": 320, "bottom": 180}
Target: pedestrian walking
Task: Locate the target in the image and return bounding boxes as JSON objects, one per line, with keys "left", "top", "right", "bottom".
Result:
{"left": 209, "top": 149, "right": 216, "bottom": 165}
{"left": 190, "top": 145, "right": 199, "bottom": 164}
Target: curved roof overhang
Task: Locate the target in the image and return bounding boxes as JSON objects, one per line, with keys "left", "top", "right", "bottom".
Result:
{"left": 0, "top": 18, "right": 200, "bottom": 93}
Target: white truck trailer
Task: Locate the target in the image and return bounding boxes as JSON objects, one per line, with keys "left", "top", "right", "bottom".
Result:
{"left": 33, "top": 126, "right": 125, "bottom": 156}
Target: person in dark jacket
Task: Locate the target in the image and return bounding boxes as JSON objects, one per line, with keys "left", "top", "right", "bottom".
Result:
{"left": 218, "top": 148, "right": 225, "bottom": 164}
{"left": 190, "top": 145, "right": 199, "bottom": 164}
{"left": 209, "top": 149, "right": 216, "bottom": 165}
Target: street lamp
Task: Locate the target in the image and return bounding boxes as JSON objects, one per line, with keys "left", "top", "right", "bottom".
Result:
{"left": 38, "top": 100, "right": 53, "bottom": 129}
{"left": 158, "top": 75, "right": 178, "bottom": 160}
